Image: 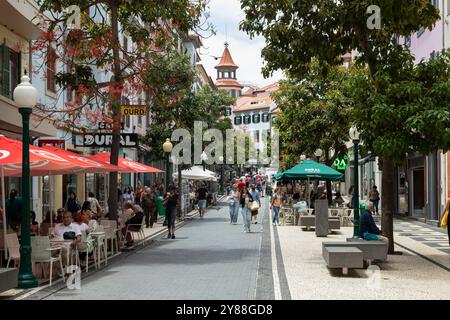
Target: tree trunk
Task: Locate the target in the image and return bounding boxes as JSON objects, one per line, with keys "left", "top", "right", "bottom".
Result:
{"left": 381, "top": 157, "right": 396, "bottom": 254}
{"left": 108, "top": 3, "right": 121, "bottom": 220}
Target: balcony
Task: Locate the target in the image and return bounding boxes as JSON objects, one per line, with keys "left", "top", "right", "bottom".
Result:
{"left": 0, "top": 0, "right": 42, "bottom": 40}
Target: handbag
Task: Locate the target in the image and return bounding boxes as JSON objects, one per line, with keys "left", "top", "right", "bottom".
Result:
{"left": 440, "top": 209, "right": 448, "bottom": 228}
{"left": 250, "top": 201, "right": 260, "bottom": 211}
{"left": 63, "top": 231, "right": 76, "bottom": 240}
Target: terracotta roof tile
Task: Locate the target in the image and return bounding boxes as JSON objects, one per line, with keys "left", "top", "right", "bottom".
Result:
{"left": 215, "top": 47, "right": 238, "bottom": 69}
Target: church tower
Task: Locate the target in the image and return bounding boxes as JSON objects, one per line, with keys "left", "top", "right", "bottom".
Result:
{"left": 215, "top": 42, "right": 243, "bottom": 98}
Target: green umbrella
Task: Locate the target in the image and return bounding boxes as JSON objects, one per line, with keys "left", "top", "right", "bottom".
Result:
{"left": 273, "top": 172, "right": 284, "bottom": 181}
{"left": 278, "top": 160, "right": 343, "bottom": 181}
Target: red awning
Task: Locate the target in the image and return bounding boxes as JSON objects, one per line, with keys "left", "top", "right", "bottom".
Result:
{"left": 41, "top": 146, "right": 123, "bottom": 174}
{"left": 0, "top": 136, "right": 84, "bottom": 176}
{"left": 88, "top": 152, "right": 163, "bottom": 173}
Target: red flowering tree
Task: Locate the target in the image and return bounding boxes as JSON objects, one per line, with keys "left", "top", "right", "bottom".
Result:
{"left": 33, "top": 0, "right": 208, "bottom": 219}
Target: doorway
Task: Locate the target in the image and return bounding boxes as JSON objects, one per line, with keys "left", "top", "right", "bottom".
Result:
{"left": 412, "top": 168, "right": 425, "bottom": 216}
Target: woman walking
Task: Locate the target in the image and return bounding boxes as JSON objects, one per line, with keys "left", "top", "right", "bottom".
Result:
{"left": 271, "top": 188, "right": 282, "bottom": 226}
{"left": 164, "top": 187, "right": 178, "bottom": 239}
{"left": 239, "top": 186, "right": 254, "bottom": 233}
{"left": 227, "top": 184, "right": 240, "bottom": 224}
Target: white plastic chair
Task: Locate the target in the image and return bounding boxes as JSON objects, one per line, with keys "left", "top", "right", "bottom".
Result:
{"left": 328, "top": 209, "right": 340, "bottom": 217}
{"left": 94, "top": 225, "right": 108, "bottom": 268}
{"left": 280, "top": 207, "right": 295, "bottom": 226}
{"left": 342, "top": 209, "right": 354, "bottom": 226}
{"left": 5, "top": 233, "right": 20, "bottom": 268}
{"left": 100, "top": 220, "right": 119, "bottom": 255}
{"left": 125, "top": 216, "right": 146, "bottom": 245}
{"left": 77, "top": 231, "right": 96, "bottom": 273}
{"left": 31, "top": 236, "right": 65, "bottom": 286}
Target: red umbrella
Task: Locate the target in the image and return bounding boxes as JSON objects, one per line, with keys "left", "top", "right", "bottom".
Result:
{"left": 0, "top": 135, "right": 82, "bottom": 176}
{"left": 41, "top": 146, "right": 122, "bottom": 174}
{"left": 89, "top": 152, "right": 163, "bottom": 173}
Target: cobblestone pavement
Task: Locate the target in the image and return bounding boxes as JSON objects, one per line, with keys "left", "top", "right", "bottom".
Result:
{"left": 276, "top": 215, "right": 450, "bottom": 300}
{"left": 37, "top": 200, "right": 274, "bottom": 300}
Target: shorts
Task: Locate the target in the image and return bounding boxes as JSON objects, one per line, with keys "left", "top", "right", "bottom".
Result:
{"left": 167, "top": 209, "right": 177, "bottom": 228}
{"left": 251, "top": 210, "right": 258, "bottom": 216}
{"left": 198, "top": 200, "right": 207, "bottom": 208}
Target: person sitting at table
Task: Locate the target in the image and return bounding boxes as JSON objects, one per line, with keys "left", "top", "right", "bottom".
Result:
{"left": 122, "top": 205, "right": 144, "bottom": 247}
{"left": 118, "top": 201, "right": 135, "bottom": 230}
{"left": 51, "top": 211, "right": 82, "bottom": 244}
{"left": 77, "top": 211, "right": 96, "bottom": 268}
{"left": 333, "top": 192, "right": 345, "bottom": 207}
{"left": 30, "top": 210, "right": 39, "bottom": 235}
{"left": 81, "top": 210, "right": 98, "bottom": 233}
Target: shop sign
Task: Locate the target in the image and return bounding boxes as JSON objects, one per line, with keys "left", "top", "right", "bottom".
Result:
{"left": 74, "top": 133, "right": 138, "bottom": 148}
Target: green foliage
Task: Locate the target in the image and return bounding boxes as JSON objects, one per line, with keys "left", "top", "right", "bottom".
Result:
{"left": 143, "top": 87, "right": 235, "bottom": 161}
{"left": 348, "top": 49, "right": 450, "bottom": 162}
{"left": 273, "top": 61, "right": 353, "bottom": 169}
{"left": 240, "top": 0, "right": 440, "bottom": 77}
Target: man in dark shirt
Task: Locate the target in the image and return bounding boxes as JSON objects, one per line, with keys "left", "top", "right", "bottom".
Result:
{"left": 360, "top": 201, "right": 388, "bottom": 242}
{"left": 164, "top": 188, "right": 178, "bottom": 239}
{"left": 196, "top": 184, "right": 208, "bottom": 219}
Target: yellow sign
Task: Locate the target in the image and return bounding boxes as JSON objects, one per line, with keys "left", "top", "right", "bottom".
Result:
{"left": 120, "top": 105, "right": 147, "bottom": 116}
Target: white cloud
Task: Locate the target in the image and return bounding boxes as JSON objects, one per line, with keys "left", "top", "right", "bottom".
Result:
{"left": 200, "top": 0, "right": 284, "bottom": 87}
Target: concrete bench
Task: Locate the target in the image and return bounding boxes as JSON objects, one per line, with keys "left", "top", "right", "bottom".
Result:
{"left": 298, "top": 216, "right": 340, "bottom": 230}
{"left": 322, "top": 246, "right": 363, "bottom": 275}
{"left": 323, "top": 240, "right": 388, "bottom": 264}
{"left": 0, "top": 268, "right": 18, "bottom": 293}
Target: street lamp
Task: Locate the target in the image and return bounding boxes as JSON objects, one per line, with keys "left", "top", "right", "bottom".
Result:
{"left": 349, "top": 126, "right": 361, "bottom": 238}
{"left": 14, "top": 73, "right": 38, "bottom": 288}
{"left": 163, "top": 138, "right": 173, "bottom": 193}
{"left": 314, "top": 148, "right": 323, "bottom": 162}
{"left": 201, "top": 151, "right": 208, "bottom": 171}
{"left": 219, "top": 156, "right": 224, "bottom": 193}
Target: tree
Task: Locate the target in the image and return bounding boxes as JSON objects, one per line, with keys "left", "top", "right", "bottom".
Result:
{"left": 240, "top": 0, "right": 442, "bottom": 253}
{"left": 273, "top": 60, "right": 354, "bottom": 204}
{"left": 33, "top": 0, "right": 206, "bottom": 219}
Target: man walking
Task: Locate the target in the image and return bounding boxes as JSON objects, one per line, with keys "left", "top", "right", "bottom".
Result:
{"left": 369, "top": 186, "right": 380, "bottom": 215}
{"left": 196, "top": 183, "right": 208, "bottom": 219}
{"left": 249, "top": 184, "right": 260, "bottom": 224}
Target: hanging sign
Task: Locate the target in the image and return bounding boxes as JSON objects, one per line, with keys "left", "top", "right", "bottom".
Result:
{"left": 120, "top": 105, "right": 147, "bottom": 116}
{"left": 74, "top": 133, "right": 139, "bottom": 148}
{"left": 333, "top": 155, "right": 349, "bottom": 170}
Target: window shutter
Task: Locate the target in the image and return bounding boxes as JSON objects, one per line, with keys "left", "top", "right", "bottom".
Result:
{"left": 2, "top": 45, "right": 11, "bottom": 97}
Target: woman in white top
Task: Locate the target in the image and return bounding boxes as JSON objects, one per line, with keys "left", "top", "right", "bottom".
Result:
{"left": 227, "top": 185, "right": 240, "bottom": 224}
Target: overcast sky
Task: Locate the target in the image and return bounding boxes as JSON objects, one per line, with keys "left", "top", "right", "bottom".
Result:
{"left": 200, "top": 0, "right": 284, "bottom": 88}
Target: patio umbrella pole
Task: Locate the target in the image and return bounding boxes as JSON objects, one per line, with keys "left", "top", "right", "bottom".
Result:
{"left": 307, "top": 177, "right": 310, "bottom": 209}
{"left": 49, "top": 175, "right": 53, "bottom": 228}
{"left": 1, "top": 167, "right": 7, "bottom": 260}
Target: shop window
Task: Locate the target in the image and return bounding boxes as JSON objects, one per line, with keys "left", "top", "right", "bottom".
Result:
{"left": 46, "top": 46, "right": 57, "bottom": 93}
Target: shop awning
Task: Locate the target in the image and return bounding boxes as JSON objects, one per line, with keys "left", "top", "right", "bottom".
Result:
{"left": 88, "top": 153, "right": 163, "bottom": 173}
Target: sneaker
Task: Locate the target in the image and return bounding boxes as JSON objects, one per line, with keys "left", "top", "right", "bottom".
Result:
{"left": 171, "top": 234, "right": 176, "bottom": 239}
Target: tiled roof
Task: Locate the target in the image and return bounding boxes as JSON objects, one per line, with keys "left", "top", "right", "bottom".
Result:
{"left": 216, "top": 79, "right": 244, "bottom": 88}
{"left": 215, "top": 47, "right": 238, "bottom": 69}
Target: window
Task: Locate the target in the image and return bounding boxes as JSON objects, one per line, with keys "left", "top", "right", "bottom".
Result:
{"left": 46, "top": 46, "right": 57, "bottom": 93}
{"left": 262, "top": 113, "right": 270, "bottom": 122}
{"left": 255, "top": 130, "right": 260, "bottom": 143}
{"left": 252, "top": 113, "right": 261, "bottom": 124}
{"left": 234, "top": 115, "right": 242, "bottom": 125}
{"left": 138, "top": 115, "right": 142, "bottom": 127}
{"left": 0, "top": 44, "right": 21, "bottom": 99}
{"left": 225, "top": 108, "right": 232, "bottom": 116}
{"left": 243, "top": 114, "right": 251, "bottom": 124}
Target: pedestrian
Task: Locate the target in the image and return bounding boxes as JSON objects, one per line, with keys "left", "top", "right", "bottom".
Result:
{"left": 227, "top": 184, "right": 240, "bottom": 224}
{"left": 239, "top": 185, "right": 253, "bottom": 233}
{"left": 142, "top": 187, "right": 157, "bottom": 228}
{"left": 271, "top": 188, "right": 282, "bottom": 226}
{"left": 249, "top": 184, "right": 260, "bottom": 224}
{"left": 122, "top": 187, "right": 134, "bottom": 206}
{"left": 196, "top": 183, "right": 208, "bottom": 219}
{"left": 164, "top": 187, "right": 178, "bottom": 239}
{"left": 369, "top": 186, "right": 380, "bottom": 214}
{"left": 333, "top": 191, "right": 345, "bottom": 207}
{"left": 87, "top": 191, "right": 102, "bottom": 219}
{"left": 135, "top": 185, "right": 143, "bottom": 206}
{"left": 347, "top": 185, "right": 354, "bottom": 209}
{"left": 5, "top": 189, "right": 21, "bottom": 232}
{"left": 360, "top": 201, "right": 388, "bottom": 242}
{"left": 65, "top": 191, "right": 81, "bottom": 218}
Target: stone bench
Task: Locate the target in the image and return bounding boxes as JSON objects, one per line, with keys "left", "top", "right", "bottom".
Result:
{"left": 298, "top": 216, "right": 341, "bottom": 230}
{"left": 322, "top": 246, "right": 363, "bottom": 275}
{"left": 323, "top": 240, "right": 388, "bottom": 264}
{"left": 0, "top": 268, "right": 18, "bottom": 293}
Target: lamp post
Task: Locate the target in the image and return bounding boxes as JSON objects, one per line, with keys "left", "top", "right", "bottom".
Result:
{"left": 201, "top": 151, "right": 207, "bottom": 171}
{"left": 219, "top": 156, "right": 224, "bottom": 194}
{"left": 163, "top": 138, "right": 173, "bottom": 193}
{"left": 349, "top": 126, "right": 360, "bottom": 238}
{"left": 14, "top": 73, "right": 38, "bottom": 288}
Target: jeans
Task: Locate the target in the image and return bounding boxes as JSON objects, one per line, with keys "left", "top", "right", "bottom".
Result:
{"left": 241, "top": 207, "right": 251, "bottom": 232}
{"left": 272, "top": 206, "right": 280, "bottom": 224}
{"left": 372, "top": 199, "right": 379, "bottom": 213}
{"left": 229, "top": 202, "right": 239, "bottom": 223}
